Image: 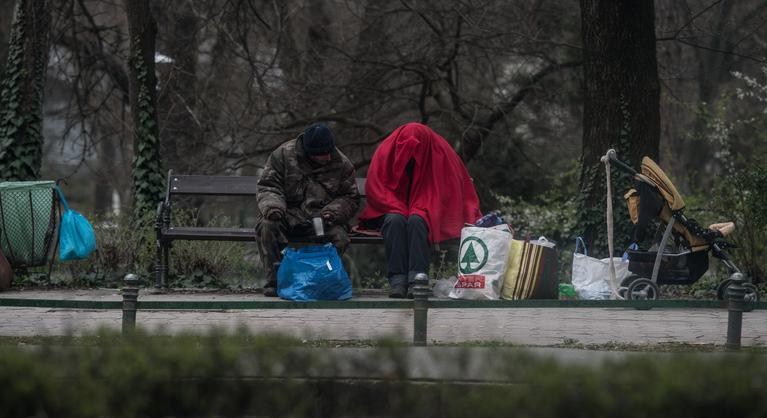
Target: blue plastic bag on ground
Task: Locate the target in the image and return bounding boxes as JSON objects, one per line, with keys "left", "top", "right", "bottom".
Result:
{"left": 277, "top": 244, "right": 352, "bottom": 301}
{"left": 56, "top": 187, "right": 96, "bottom": 261}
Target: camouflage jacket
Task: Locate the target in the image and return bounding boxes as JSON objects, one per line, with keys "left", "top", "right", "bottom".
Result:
{"left": 257, "top": 135, "right": 360, "bottom": 228}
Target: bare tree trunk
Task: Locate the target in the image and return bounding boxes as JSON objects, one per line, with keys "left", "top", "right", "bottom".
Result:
{"left": 577, "top": 0, "right": 661, "bottom": 256}
{"left": 93, "top": 132, "right": 117, "bottom": 215}
{"left": 125, "top": 0, "right": 164, "bottom": 221}
{"left": 0, "top": 0, "right": 17, "bottom": 74}
{"left": 0, "top": 0, "right": 50, "bottom": 181}
{"left": 156, "top": 4, "right": 199, "bottom": 174}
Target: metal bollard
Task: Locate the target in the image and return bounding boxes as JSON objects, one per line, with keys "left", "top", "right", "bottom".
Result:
{"left": 726, "top": 272, "right": 746, "bottom": 350}
{"left": 412, "top": 273, "right": 430, "bottom": 346}
{"left": 122, "top": 274, "right": 140, "bottom": 336}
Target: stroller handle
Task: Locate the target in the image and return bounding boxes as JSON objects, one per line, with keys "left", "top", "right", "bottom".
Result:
{"left": 602, "top": 149, "right": 638, "bottom": 176}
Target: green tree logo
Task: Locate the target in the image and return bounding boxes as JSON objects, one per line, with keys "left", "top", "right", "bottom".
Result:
{"left": 459, "top": 237, "right": 488, "bottom": 274}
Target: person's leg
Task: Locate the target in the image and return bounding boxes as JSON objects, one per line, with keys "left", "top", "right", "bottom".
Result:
{"left": 407, "top": 214, "right": 430, "bottom": 298}
{"left": 325, "top": 225, "right": 350, "bottom": 256}
{"left": 381, "top": 213, "right": 408, "bottom": 298}
{"left": 255, "top": 219, "right": 288, "bottom": 296}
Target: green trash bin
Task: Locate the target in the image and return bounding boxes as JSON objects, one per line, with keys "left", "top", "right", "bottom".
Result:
{"left": 0, "top": 181, "right": 59, "bottom": 268}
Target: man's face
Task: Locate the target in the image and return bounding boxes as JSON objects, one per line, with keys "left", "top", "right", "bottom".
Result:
{"left": 309, "top": 153, "right": 332, "bottom": 164}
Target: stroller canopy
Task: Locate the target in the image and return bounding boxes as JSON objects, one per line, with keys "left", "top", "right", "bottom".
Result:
{"left": 627, "top": 157, "right": 721, "bottom": 253}
{"left": 640, "top": 157, "right": 685, "bottom": 212}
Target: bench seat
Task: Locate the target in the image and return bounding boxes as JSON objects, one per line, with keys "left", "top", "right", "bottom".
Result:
{"left": 163, "top": 226, "right": 383, "bottom": 244}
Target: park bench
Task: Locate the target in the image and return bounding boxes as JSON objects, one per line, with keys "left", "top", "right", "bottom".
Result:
{"left": 154, "top": 170, "right": 382, "bottom": 287}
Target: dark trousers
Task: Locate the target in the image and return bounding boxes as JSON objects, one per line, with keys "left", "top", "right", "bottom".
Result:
{"left": 381, "top": 214, "right": 429, "bottom": 288}
{"left": 256, "top": 219, "right": 349, "bottom": 283}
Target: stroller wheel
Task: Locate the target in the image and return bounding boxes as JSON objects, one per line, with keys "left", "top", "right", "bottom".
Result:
{"left": 626, "top": 278, "right": 659, "bottom": 301}
{"left": 621, "top": 274, "right": 640, "bottom": 288}
{"left": 743, "top": 283, "right": 760, "bottom": 303}
{"left": 618, "top": 275, "right": 639, "bottom": 299}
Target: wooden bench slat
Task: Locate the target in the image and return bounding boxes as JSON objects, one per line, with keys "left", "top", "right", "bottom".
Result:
{"left": 162, "top": 227, "right": 383, "bottom": 244}
{"left": 168, "top": 175, "right": 260, "bottom": 196}
{"left": 349, "top": 235, "right": 384, "bottom": 244}
{"left": 164, "top": 227, "right": 256, "bottom": 241}
{"left": 167, "top": 175, "right": 367, "bottom": 197}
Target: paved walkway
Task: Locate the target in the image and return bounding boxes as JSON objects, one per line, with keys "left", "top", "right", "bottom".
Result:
{"left": 1, "top": 289, "right": 765, "bottom": 346}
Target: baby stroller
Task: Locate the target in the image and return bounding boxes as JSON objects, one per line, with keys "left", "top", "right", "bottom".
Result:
{"left": 603, "top": 150, "right": 758, "bottom": 302}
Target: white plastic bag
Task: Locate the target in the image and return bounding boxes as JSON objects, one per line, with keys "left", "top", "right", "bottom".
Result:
{"left": 433, "top": 276, "right": 457, "bottom": 298}
{"left": 450, "top": 224, "right": 512, "bottom": 300}
{"left": 571, "top": 237, "right": 630, "bottom": 300}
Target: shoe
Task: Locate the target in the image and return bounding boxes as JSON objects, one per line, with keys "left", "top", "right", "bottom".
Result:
{"left": 389, "top": 284, "right": 407, "bottom": 299}
{"left": 263, "top": 280, "right": 278, "bottom": 297}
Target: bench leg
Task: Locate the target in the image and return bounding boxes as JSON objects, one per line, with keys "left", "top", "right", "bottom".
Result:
{"left": 155, "top": 240, "right": 162, "bottom": 287}
{"left": 155, "top": 240, "right": 169, "bottom": 287}
{"left": 162, "top": 243, "right": 170, "bottom": 287}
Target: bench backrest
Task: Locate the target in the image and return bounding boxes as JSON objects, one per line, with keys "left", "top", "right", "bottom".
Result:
{"left": 167, "top": 174, "right": 259, "bottom": 197}
{"left": 165, "top": 171, "right": 367, "bottom": 200}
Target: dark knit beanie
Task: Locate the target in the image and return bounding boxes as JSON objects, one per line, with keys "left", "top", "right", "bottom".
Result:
{"left": 302, "top": 123, "right": 336, "bottom": 155}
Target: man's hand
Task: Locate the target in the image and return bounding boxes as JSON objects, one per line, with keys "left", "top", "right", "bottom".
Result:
{"left": 321, "top": 210, "right": 337, "bottom": 225}
{"left": 265, "top": 208, "right": 283, "bottom": 222}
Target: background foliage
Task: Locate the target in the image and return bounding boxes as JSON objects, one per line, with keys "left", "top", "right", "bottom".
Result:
{"left": 1, "top": 0, "right": 765, "bottom": 288}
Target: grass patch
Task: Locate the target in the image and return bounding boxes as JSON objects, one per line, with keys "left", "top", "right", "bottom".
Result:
{"left": 553, "top": 339, "right": 767, "bottom": 353}
{"left": 2, "top": 334, "right": 764, "bottom": 353}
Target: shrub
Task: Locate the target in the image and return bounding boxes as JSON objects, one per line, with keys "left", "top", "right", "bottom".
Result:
{"left": 710, "top": 164, "right": 767, "bottom": 283}
{"left": 15, "top": 209, "right": 259, "bottom": 289}
{"left": 494, "top": 161, "right": 579, "bottom": 283}
{"left": 1, "top": 330, "right": 766, "bottom": 417}
{"left": 163, "top": 211, "right": 254, "bottom": 288}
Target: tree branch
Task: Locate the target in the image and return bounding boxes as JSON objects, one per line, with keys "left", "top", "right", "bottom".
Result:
{"left": 484, "top": 60, "right": 582, "bottom": 129}
{"left": 657, "top": 0, "right": 725, "bottom": 41}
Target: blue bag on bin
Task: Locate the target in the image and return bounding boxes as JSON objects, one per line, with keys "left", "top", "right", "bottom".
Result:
{"left": 55, "top": 187, "right": 96, "bottom": 261}
{"left": 277, "top": 244, "right": 352, "bottom": 301}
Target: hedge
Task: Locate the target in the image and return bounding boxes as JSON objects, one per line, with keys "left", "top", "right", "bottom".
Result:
{"left": 0, "top": 330, "right": 765, "bottom": 417}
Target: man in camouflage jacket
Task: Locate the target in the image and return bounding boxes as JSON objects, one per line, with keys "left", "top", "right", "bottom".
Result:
{"left": 256, "top": 123, "right": 360, "bottom": 296}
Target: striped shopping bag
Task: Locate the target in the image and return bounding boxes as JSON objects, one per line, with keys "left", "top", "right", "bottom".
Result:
{"left": 501, "top": 237, "right": 558, "bottom": 300}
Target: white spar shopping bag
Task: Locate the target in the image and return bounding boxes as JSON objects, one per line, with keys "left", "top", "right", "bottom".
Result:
{"left": 571, "top": 237, "right": 631, "bottom": 300}
{"left": 450, "top": 224, "right": 512, "bottom": 300}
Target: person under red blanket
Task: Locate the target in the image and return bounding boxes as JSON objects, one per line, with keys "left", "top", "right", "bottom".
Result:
{"left": 358, "top": 123, "right": 482, "bottom": 298}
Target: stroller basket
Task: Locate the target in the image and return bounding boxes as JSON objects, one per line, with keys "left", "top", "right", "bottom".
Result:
{"left": 626, "top": 249, "right": 708, "bottom": 285}
{"left": 0, "top": 181, "right": 59, "bottom": 268}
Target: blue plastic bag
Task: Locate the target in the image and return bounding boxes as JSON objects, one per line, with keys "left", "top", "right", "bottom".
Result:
{"left": 277, "top": 244, "right": 352, "bottom": 301}
{"left": 474, "top": 211, "right": 505, "bottom": 228}
{"left": 56, "top": 187, "right": 96, "bottom": 261}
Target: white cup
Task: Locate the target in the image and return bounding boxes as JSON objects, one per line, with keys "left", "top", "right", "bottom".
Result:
{"left": 312, "top": 217, "right": 325, "bottom": 237}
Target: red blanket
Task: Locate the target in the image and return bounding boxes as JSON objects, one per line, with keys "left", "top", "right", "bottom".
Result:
{"left": 359, "top": 123, "right": 482, "bottom": 243}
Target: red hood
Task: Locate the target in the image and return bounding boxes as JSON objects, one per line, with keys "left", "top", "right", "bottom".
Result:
{"left": 359, "top": 123, "right": 482, "bottom": 243}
